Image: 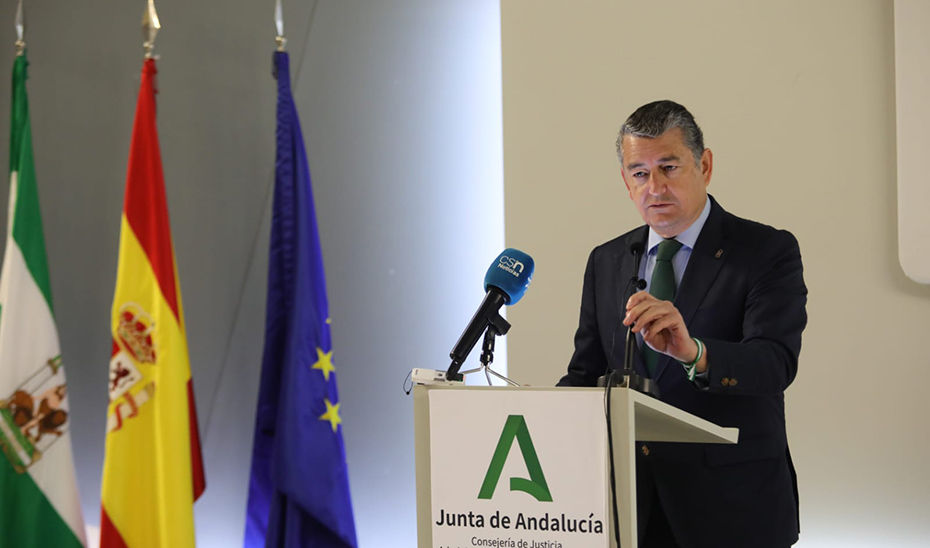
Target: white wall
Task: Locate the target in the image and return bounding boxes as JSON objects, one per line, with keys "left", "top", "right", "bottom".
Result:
{"left": 502, "top": 1, "right": 930, "bottom": 546}
{"left": 895, "top": 0, "right": 930, "bottom": 283}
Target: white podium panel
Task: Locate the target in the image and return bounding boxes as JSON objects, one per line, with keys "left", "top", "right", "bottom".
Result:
{"left": 414, "top": 385, "right": 737, "bottom": 548}
{"left": 428, "top": 388, "right": 609, "bottom": 548}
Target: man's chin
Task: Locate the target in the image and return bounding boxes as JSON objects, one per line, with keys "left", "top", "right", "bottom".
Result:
{"left": 647, "top": 211, "right": 680, "bottom": 225}
{"left": 646, "top": 215, "right": 685, "bottom": 236}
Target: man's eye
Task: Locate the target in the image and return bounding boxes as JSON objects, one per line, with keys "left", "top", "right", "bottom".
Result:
{"left": 663, "top": 165, "right": 678, "bottom": 172}
{"left": 633, "top": 171, "right": 648, "bottom": 179}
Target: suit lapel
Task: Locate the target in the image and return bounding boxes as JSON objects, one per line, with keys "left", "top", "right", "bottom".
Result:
{"left": 614, "top": 226, "right": 649, "bottom": 376}
{"left": 653, "top": 197, "right": 730, "bottom": 382}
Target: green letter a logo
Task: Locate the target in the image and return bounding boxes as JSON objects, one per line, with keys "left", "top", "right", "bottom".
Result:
{"left": 477, "top": 415, "right": 552, "bottom": 502}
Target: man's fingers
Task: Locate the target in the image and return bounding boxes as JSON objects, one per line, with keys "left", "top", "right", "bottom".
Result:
{"left": 626, "top": 290, "right": 656, "bottom": 310}
{"left": 643, "top": 315, "right": 681, "bottom": 339}
{"left": 630, "top": 306, "right": 669, "bottom": 333}
{"left": 623, "top": 299, "right": 656, "bottom": 326}
{"left": 626, "top": 299, "right": 674, "bottom": 327}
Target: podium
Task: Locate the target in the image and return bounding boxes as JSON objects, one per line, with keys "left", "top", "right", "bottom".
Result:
{"left": 414, "top": 385, "right": 737, "bottom": 548}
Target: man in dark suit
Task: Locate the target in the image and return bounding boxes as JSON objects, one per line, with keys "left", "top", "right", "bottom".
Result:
{"left": 558, "top": 100, "right": 806, "bottom": 548}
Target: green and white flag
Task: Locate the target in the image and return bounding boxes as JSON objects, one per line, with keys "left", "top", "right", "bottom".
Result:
{"left": 0, "top": 52, "right": 86, "bottom": 547}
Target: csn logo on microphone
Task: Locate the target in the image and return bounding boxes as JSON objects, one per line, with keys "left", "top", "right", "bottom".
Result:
{"left": 497, "top": 255, "right": 525, "bottom": 277}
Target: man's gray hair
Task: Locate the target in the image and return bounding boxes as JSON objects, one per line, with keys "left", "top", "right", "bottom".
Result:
{"left": 616, "top": 100, "right": 705, "bottom": 167}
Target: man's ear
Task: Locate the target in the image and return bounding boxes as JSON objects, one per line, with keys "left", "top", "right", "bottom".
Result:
{"left": 701, "top": 148, "right": 713, "bottom": 186}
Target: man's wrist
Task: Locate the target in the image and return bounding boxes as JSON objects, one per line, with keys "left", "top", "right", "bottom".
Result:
{"left": 695, "top": 340, "right": 708, "bottom": 374}
{"left": 680, "top": 337, "right": 704, "bottom": 381}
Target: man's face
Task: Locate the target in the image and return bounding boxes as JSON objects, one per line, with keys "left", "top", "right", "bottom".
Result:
{"left": 620, "top": 127, "right": 713, "bottom": 238}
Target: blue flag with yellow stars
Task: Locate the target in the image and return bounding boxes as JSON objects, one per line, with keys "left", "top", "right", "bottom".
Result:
{"left": 243, "top": 50, "right": 358, "bottom": 548}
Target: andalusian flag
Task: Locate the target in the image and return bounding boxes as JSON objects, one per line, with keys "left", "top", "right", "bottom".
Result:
{"left": 100, "top": 58, "right": 205, "bottom": 548}
{"left": 0, "top": 52, "right": 87, "bottom": 547}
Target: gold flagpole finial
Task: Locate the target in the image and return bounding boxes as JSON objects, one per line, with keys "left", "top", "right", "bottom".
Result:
{"left": 274, "top": 0, "right": 286, "bottom": 52}
{"left": 15, "top": 0, "right": 25, "bottom": 56}
{"left": 142, "top": 0, "right": 161, "bottom": 59}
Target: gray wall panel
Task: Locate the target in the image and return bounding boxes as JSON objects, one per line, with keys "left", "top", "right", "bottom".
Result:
{"left": 0, "top": 1, "right": 502, "bottom": 547}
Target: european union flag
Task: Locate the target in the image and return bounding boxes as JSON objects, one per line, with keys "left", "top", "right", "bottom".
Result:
{"left": 243, "top": 51, "right": 358, "bottom": 548}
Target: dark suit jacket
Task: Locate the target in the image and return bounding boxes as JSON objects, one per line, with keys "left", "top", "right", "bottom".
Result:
{"left": 558, "top": 196, "right": 806, "bottom": 548}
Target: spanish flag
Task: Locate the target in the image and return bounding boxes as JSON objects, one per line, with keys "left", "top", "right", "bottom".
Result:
{"left": 100, "top": 58, "right": 206, "bottom": 548}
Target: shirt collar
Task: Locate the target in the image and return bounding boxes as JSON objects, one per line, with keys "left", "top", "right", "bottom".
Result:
{"left": 646, "top": 196, "right": 712, "bottom": 254}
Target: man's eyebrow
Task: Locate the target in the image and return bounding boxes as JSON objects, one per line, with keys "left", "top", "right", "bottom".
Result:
{"left": 625, "top": 155, "right": 681, "bottom": 171}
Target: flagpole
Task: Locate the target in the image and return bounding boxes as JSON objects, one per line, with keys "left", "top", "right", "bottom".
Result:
{"left": 275, "top": 0, "right": 285, "bottom": 51}
{"left": 142, "top": 0, "right": 160, "bottom": 59}
{"left": 14, "top": 0, "right": 24, "bottom": 56}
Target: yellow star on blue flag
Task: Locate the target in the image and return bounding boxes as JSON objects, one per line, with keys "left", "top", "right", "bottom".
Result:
{"left": 311, "top": 347, "right": 336, "bottom": 381}
{"left": 319, "top": 398, "right": 343, "bottom": 433}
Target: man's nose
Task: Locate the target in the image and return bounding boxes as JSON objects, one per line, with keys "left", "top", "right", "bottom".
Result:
{"left": 647, "top": 173, "right": 666, "bottom": 195}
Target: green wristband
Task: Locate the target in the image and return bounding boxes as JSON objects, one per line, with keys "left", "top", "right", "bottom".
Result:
{"left": 680, "top": 337, "right": 703, "bottom": 381}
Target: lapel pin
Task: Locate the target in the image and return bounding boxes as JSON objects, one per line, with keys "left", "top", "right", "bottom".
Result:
{"left": 715, "top": 249, "right": 723, "bottom": 259}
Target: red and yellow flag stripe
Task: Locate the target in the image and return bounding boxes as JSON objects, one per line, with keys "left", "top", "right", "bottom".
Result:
{"left": 100, "top": 58, "right": 205, "bottom": 548}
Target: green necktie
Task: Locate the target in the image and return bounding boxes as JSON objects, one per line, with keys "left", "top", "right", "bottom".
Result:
{"left": 642, "top": 238, "right": 684, "bottom": 375}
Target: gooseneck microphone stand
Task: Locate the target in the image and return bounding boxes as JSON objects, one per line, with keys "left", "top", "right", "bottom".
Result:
{"left": 613, "top": 304, "right": 660, "bottom": 398}
{"left": 601, "top": 241, "right": 655, "bottom": 547}
{"left": 599, "top": 241, "right": 660, "bottom": 398}
{"left": 458, "top": 321, "right": 520, "bottom": 387}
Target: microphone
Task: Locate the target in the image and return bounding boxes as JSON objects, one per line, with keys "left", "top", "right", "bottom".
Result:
{"left": 446, "top": 248, "right": 535, "bottom": 381}
{"left": 600, "top": 238, "right": 659, "bottom": 397}
{"left": 628, "top": 242, "right": 646, "bottom": 289}
{"left": 617, "top": 239, "right": 660, "bottom": 397}
{"left": 622, "top": 241, "right": 646, "bottom": 375}
{"left": 605, "top": 241, "right": 645, "bottom": 378}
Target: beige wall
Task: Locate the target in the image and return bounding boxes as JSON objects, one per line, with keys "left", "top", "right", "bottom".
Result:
{"left": 502, "top": 1, "right": 930, "bottom": 545}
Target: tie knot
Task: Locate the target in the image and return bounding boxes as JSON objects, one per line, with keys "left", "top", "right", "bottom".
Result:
{"left": 656, "top": 238, "right": 683, "bottom": 261}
